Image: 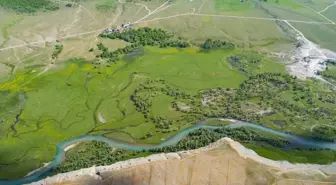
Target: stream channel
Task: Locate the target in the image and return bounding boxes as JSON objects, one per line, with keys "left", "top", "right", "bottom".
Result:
{"left": 2, "top": 119, "right": 336, "bottom": 185}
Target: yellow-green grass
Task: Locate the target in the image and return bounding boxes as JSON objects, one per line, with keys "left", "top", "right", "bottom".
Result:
{"left": 150, "top": 93, "right": 184, "bottom": 118}
{"left": 245, "top": 144, "right": 336, "bottom": 164}
{"left": 103, "top": 131, "right": 135, "bottom": 143}
{"left": 0, "top": 47, "right": 285, "bottom": 179}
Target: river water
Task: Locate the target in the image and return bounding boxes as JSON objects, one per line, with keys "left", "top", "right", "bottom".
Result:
{"left": 2, "top": 119, "right": 336, "bottom": 185}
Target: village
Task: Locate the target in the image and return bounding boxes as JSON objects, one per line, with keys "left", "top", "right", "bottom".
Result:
{"left": 103, "top": 22, "right": 134, "bottom": 34}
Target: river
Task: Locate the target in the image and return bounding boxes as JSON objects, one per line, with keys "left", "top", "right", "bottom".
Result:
{"left": 1, "top": 119, "right": 336, "bottom": 185}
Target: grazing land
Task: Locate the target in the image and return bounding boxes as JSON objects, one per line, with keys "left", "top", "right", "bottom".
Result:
{"left": 0, "top": 0, "right": 59, "bottom": 13}
{"left": 0, "top": 0, "right": 336, "bottom": 182}
{"left": 0, "top": 43, "right": 336, "bottom": 179}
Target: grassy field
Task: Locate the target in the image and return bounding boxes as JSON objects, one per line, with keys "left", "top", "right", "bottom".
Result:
{"left": 291, "top": 22, "right": 336, "bottom": 52}
{"left": 1, "top": 42, "right": 336, "bottom": 179}
{"left": 0, "top": 0, "right": 336, "bottom": 181}
{"left": 0, "top": 0, "right": 59, "bottom": 13}
{"left": 245, "top": 144, "right": 336, "bottom": 164}
{"left": 0, "top": 0, "right": 335, "bottom": 75}
{"left": 0, "top": 46, "right": 288, "bottom": 179}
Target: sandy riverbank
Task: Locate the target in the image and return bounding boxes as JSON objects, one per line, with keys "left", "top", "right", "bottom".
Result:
{"left": 63, "top": 143, "right": 79, "bottom": 152}
{"left": 27, "top": 137, "right": 336, "bottom": 185}
{"left": 25, "top": 163, "right": 51, "bottom": 177}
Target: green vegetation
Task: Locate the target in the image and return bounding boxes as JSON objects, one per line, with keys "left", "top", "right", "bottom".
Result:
{"left": 149, "top": 127, "right": 291, "bottom": 153}
{"left": 312, "top": 125, "right": 336, "bottom": 142}
{"left": 0, "top": 0, "right": 59, "bottom": 13}
{"left": 318, "top": 59, "right": 336, "bottom": 80}
{"left": 95, "top": 0, "right": 116, "bottom": 12}
{"left": 56, "top": 127, "right": 290, "bottom": 173}
{"left": 97, "top": 27, "right": 236, "bottom": 63}
{"left": 56, "top": 126, "right": 335, "bottom": 173}
{"left": 201, "top": 39, "right": 235, "bottom": 50}
{"left": 52, "top": 43, "right": 63, "bottom": 59}
{"left": 0, "top": 46, "right": 283, "bottom": 179}
{"left": 246, "top": 144, "right": 336, "bottom": 164}
{"left": 100, "top": 27, "right": 190, "bottom": 48}
{"left": 56, "top": 141, "right": 150, "bottom": 173}
{"left": 1, "top": 27, "right": 336, "bottom": 179}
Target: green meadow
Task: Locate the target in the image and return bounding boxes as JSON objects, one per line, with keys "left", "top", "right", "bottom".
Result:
{"left": 0, "top": 46, "right": 279, "bottom": 178}
{"left": 0, "top": 45, "right": 335, "bottom": 179}
{"left": 245, "top": 144, "right": 336, "bottom": 164}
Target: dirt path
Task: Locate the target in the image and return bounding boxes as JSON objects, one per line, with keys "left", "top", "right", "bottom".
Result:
{"left": 319, "top": 1, "right": 336, "bottom": 13}
{"left": 1, "top": 1, "right": 335, "bottom": 52}
{"left": 293, "top": 0, "right": 335, "bottom": 25}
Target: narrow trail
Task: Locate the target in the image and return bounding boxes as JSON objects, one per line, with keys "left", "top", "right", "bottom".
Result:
{"left": 79, "top": 4, "right": 97, "bottom": 22}
{"left": 319, "top": 1, "right": 336, "bottom": 13}
{"left": 12, "top": 48, "right": 22, "bottom": 75}
{"left": 134, "top": 3, "right": 151, "bottom": 14}
{"left": 62, "top": 5, "right": 82, "bottom": 33}
{"left": 1, "top": 0, "right": 335, "bottom": 52}
{"left": 285, "top": 20, "right": 326, "bottom": 59}
{"left": 293, "top": 0, "right": 335, "bottom": 24}
{"left": 135, "top": 13, "right": 334, "bottom": 25}
{"left": 0, "top": 29, "right": 102, "bottom": 52}
{"left": 198, "top": 0, "right": 205, "bottom": 13}
{"left": 132, "top": 0, "right": 171, "bottom": 24}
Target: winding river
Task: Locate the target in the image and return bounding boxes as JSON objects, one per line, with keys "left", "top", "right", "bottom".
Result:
{"left": 2, "top": 119, "right": 336, "bottom": 185}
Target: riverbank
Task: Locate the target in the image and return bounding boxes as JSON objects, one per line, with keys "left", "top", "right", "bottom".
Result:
{"left": 2, "top": 119, "right": 335, "bottom": 185}
{"left": 25, "top": 163, "right": 51, "bottom": 177}
{"left": 27, "top": 137, "right": 336, "bottom": 185}
{"left": 63, "top": 143, "right": 79, "bottom": 152}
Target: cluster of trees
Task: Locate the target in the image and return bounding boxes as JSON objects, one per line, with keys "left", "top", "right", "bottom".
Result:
{"left": 52, "top": 43, "right": 63, "bottom": 59}
{"left": 56, "top": 141, "right": 146, "bottom": 173}
{"left": 130, "top": 79, "right": 204, "bottom": 133}
{"left": 227, "top": 53, "right": 264, "bottom": 74}
{"left": 229, "top": 53, "right": 262, "bottom": 64}
{"left": 317, "top": 60, "right": 336, "bottom": 80}
{"left": 100, "top": 27, "right": 190, "bottom": 48}
{"left": 130, "top": 92, "right": 152, "bottom": 118}
{"left": 237, "top": 73, "right": 294, "bottom": 100}
{"left": 128, "top": 72, "right": 336, "bottom": 143}
{"left": 56, "top": 126, "right": 292, "bottom": 173}
{"left": 201, "top": 39, "right": 235, "bottom": 50}
{"left": 96, "top": 38, "right": 188, "bottom": 64}
{"left": 150, "top": 116, "right": 174, "bottom": 131}
{"left": 0, "top": 0, "right": 59, "bottom": 13}
{"left": 150, "top": 127, "right": 290, "bottom": 153}
{"left": 97, "top": 42, "right": 142, "bottom": 62}
{"left": 131, "top": 79, "right": 194, "bottom": 119}
{"left": 318, "top": 70, "right": 336, "bottom": 80}
{"left": 325, "top": 59, "right": 336, "bottom": 65}
{"left": 312, "top": 125, "right": 336, "bottom": 142}
{"left": 318, "top": 94, "right": 336, "bottom": 104}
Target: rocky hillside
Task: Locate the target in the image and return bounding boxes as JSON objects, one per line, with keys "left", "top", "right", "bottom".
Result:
{"left": 29, "top": 138, "right": 336, "bottom": 185}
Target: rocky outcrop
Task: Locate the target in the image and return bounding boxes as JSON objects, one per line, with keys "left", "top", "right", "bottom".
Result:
{"left": 28, "top": 138, "right": 336, "bottom": 185}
